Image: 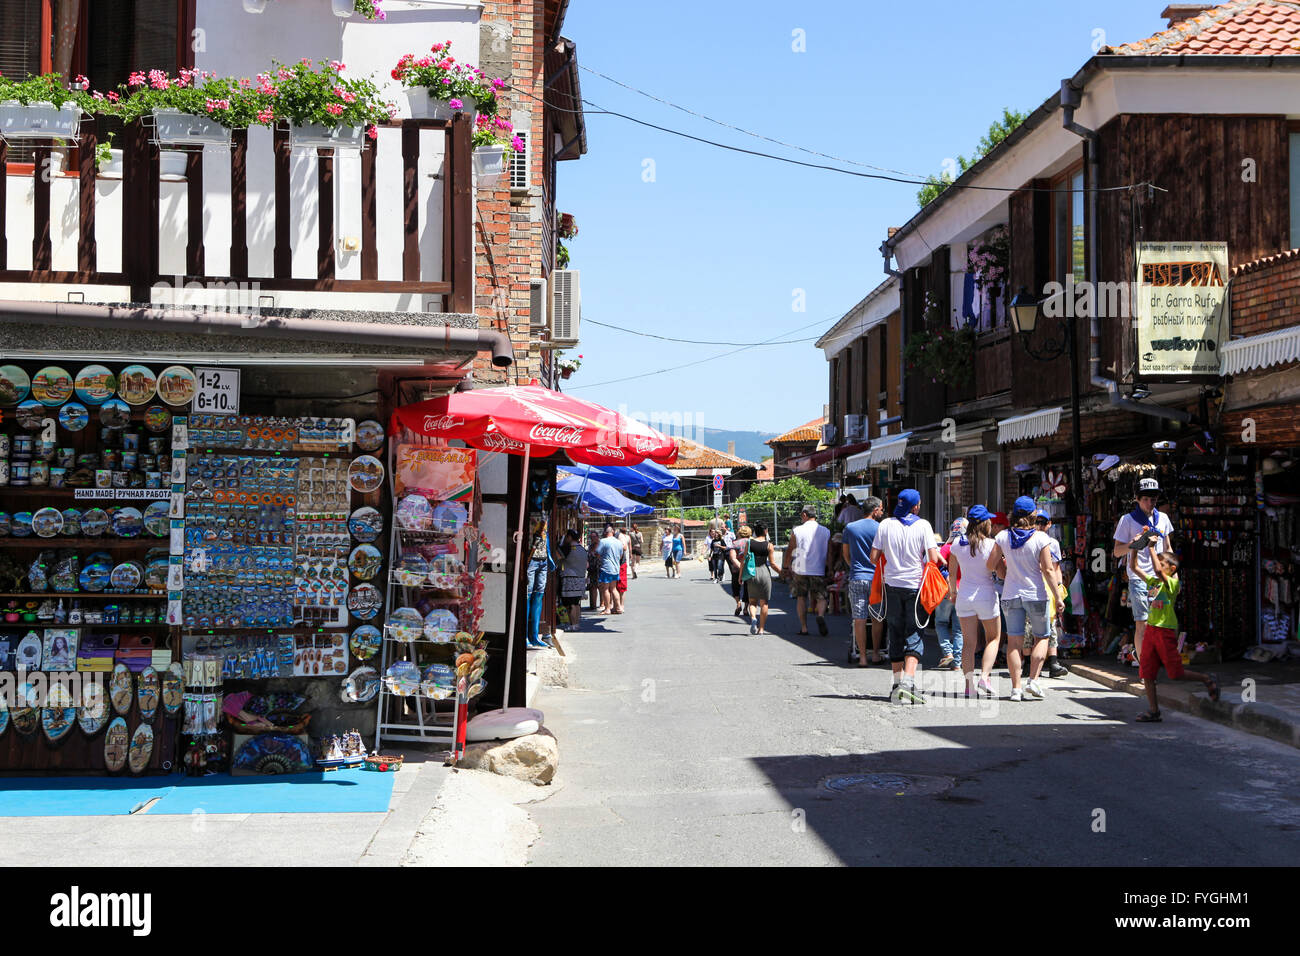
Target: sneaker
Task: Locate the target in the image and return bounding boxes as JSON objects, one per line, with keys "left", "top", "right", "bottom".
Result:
{"left": 895, "top": 683, "right": 926, "bottom": 705}
{"left": 1009, "top": 687, "right": 1024, "bottom": 702}
{"left": 750, "top": 621, "right": 758, "bottom": 635}
{"left": 976, "top": 678, "right": 996, "bottom": 698}
{"left": 890, "top": 683, "right": 905, "bottom": 703}
{"left": 1023, "top": 679, "right": 1044, "bottom": 700}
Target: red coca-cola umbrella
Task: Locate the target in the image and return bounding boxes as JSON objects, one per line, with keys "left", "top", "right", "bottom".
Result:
{"left": 390, "top": 386, "right": 677, "bottom": 732}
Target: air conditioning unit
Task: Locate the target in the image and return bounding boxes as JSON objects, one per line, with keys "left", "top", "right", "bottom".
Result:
{"left": 550, "top": 269, "right": 580, "bottom": 345}
{"left": 843, "top": 414, "right": 865, "bottom": 442}
{"left": 529, "top": 278, "right": 547, "bottom": 330}
{"left": 821, "top": 423, "right": 837, "bottom": 445}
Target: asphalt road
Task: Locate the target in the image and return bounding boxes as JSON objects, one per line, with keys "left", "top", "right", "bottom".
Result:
{"left": 527, "top": 559, "right": 1300, "bottom": 866}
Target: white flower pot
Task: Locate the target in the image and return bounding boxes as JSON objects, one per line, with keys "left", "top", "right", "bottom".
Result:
{"left": 289, "top": 123, "right": 365, "bottom": 151}
{"left": 152, "top": 109, "right": 231, "bottom": 147}
{"left": 98, "top": 148, "right": 124, "bottom": 179}
{"left": 332, "top": 0, "right": 353, "bottom": 16}
{"left": 406, "top": 88, "right": 476, "bottom": 122}
{"left": 160, "top": 151, "right": 189, "bottom": 181}
{"left": 0, "top": 101, "right": 83, "bottom": 142}
{"left": 473, "top": 144, "right": 507, "bottom": 188}
{"left": 242, "top": 0, "right": 268, "bottom": 11}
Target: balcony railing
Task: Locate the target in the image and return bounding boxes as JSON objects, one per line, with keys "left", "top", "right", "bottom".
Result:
{"left": 0, "top": 114, "right": 473, "bottom": 310}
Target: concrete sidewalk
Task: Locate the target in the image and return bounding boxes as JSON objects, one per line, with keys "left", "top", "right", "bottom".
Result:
{"left": 1070, "top": 656, "right": 1300, "bottom": 751}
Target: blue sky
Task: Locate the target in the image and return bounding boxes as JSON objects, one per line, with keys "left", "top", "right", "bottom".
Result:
{"left": 556, "top": 0, "right": 1167, "bottom": 436}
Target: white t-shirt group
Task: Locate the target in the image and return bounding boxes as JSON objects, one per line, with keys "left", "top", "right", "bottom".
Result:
{"left": 994, "top": 529, "right": 1053, "bottom": 602}
{"left": 790, "top": 520, "right": 831, "bottom": 576}
{"left": 1113, "top": 510, "right": 1174, "bottom": 581}
{"left": 873, "top": 516, "right": 936, "bottom": 589}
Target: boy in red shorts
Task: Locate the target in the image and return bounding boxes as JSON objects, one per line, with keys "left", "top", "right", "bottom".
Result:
{"left": 1128, "top": 537, "right": 1219, "bottom": 721}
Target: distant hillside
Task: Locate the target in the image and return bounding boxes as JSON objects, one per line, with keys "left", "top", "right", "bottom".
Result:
{"left": 697, "top": 428, "right": 778, "bottom": 464}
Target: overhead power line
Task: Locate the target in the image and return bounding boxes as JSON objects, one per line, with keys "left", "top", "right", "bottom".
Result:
{"left": 584, "top": 317, "right": 820, "bottom": 346}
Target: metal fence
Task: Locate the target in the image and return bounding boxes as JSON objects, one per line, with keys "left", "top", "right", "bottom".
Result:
{"left": 642, "top": 501, "right": 838, "bottom": 559}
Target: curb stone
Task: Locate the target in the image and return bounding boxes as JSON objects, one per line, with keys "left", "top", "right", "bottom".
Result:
{"left": 1069, "top": 662, "right": 1300, "bottom": 751}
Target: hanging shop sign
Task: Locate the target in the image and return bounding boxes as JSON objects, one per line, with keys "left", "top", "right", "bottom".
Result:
{"left": 194, "top": 367, "right": 241, "bottom": 416}
{"left": 1135, "top": 241, "right": 1229, "bottom": 378}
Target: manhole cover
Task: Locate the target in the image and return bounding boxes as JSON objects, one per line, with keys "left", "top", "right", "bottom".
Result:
{"left": 821, "top": 772, "right": 955, "bottom": 796}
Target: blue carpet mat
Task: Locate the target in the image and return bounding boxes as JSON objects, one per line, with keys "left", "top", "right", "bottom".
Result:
{"left": 0, "top": 769, "right": 395, "bottom": 816}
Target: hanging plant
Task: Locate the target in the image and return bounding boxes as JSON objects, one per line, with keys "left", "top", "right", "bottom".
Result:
{"left": 264, "top": 59, "right": 392, "bottom": 136}
{"left": 104, "top": 69, "right": 272, "bottom": 128}
{"left": 968, "top": 224, "right": 1009, "bottom": 292}
{"left": 904, "top": 293, "right": 975, "bottom": 387}
{"left": 0, "top": 72, "right": 94, "bottom": 110}
{"left": 391, "top": 42, "right": 503, "bottom": 115}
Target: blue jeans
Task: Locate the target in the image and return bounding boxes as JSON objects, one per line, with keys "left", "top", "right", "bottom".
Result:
{"left": 1001, "top": 597, "right": 1049, "bottom": 639}
{"left": 934, "top": 596, "right": 963, "bottom": 660}
{"left": 526, "top": 557, "right": 548, "bottom": 595}
{"left": 526, "top": 558, "right": 548, "bottom": 645}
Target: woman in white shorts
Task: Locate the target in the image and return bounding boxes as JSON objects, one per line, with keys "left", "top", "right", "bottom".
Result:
{"left": 947, "top": 505, "right": 1001, "bottom": 699}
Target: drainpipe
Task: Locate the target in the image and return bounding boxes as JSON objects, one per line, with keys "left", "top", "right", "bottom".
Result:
{"left": 1060, "top": 79, "right": 1190, "bottom": 425}
{"left": 880, "top": 238, "right": 902, "bottom": 278}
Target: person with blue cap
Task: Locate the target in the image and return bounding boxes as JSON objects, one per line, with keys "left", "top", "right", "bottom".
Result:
{"left": 986, "top": 496, "right": 1060, "bottom": 701}
{"left": 1112, "top": 476, "right": 1173, "bottom": 667}
{"left": 947, "top": 504, "right": 1003, "bottom": 698}
{"left": 869, "top": 488, "right": 940, "bottom": 704}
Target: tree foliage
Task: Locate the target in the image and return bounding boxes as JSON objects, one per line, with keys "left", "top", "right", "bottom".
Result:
{"left": 917, "top": 107, "right": 1028, "bottom": 208}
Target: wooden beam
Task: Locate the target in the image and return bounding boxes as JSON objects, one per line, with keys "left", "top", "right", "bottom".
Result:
{"left": 0, "top": 140, "right": 9, "bottom": 270}
{"left": 77, "top": 120, "right": 96, "bottom": 274}
{"left": 401, "top": 121, "right": 419, "bottom": 281}
{"left": 185, "top": 150, "right": 204, "bottom": 275}
{"left": 449, "top": 113, "right": 473, "bottom": 313}
{"left": 317, "top": 149, "right": 334, "bottom": 281}
{"left": 360, "top": 133, "right": 377, "bottom": 280}
{"left": 32, "top": 146, "right": 51, "bottom": 270}
{"left": 229, "top": 129, "right": 248, "bottom": 279}
{"left": 273, "top": 126, "right": 291, "bottom": 279}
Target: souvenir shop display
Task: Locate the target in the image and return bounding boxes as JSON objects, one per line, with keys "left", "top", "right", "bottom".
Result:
{"left": 317, "top": 729, "right": 368, "bottom": 769}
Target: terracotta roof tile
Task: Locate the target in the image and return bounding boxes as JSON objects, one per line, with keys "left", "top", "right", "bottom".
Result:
{"left": 672, "top": 436, "right": 759, "bottom": 470}
{"left": 766, "top": 416, "right": 829, "bottom": 446}
{"left": 1107, "top": 1, "right": 1300, "bottom": 55}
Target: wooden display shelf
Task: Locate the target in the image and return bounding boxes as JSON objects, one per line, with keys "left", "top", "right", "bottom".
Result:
{"left": 0, "top": 487, "right": 167, "bottom": 498}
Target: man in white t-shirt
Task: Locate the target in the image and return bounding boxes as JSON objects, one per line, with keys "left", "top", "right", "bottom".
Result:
{"left": 783, "top": 504, "right": 831, "bottom": 636}
{"left": 869, "top": 488, "right": 940, "bottom": 704}
{"left": 1112, "top": 476, "right": 1174, "bottom": 664}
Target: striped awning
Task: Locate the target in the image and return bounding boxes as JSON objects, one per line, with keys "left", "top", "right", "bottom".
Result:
{"left": 1220, "top": 326, "right": 1300, "bottom": 377}
{"left": 845, "top": 431, "right": 912, "bottom": 472}
{"left": 997, "top": 407, "right": 1062, "bottom": 445}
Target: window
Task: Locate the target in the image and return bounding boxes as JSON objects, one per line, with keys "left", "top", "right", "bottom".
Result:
{"left": 87, "top": 0, "right": 180, "bottom": 95}
{"left": 1290, "top": 130, "right": 1300, "bottom": 251}
{"left": 1052, "top": 165, "right": 1086, "bottom": 284}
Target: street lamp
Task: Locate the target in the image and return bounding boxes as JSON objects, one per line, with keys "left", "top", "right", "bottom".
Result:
{"left": 1009, "top": 287, "right": 1040, "bottom": 336}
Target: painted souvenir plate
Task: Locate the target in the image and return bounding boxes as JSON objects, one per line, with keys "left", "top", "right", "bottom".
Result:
{"left": 144, "top": 556, "right": 169, "bottom": 591}
{"left": 78, "top": 681, "right": 109, "bottom": 736}
{"left": 384, "top": 660, "right": 421, "bottom": 697}
{"left": 110, "top": 561, "right": 143, "bottom": 592}
{"left": 386, "top": 607, "right": 424, "bottom": 643}
{"left": 12, "top": 708, "right": 38, "bottom": 737}
{"left": 347, "top": 583, "right": 382, "bottom": 621}
{"left": 348, "top": 544, "right": 382, "bottom": 582}
{"left": 109, "top": 664, "right": 134, "bottom": 716}
{"left": 232, "top": 733, "right": 314, "bottom": 775}
{"left": 143, "top": 500, "right": 170, "bottom": 537}
{"left": 103, "top": 717, "right": 129, "bottom": 771}
{"left": 16, "top": 399, "right": 45, "bottom": 430}
{"left": 355, "top": 419, "right": 385, "bottom": 452}
{"left": 157, "top": 366, "right": 196, "bottom": 406}
{"left": 395, "top": 552, "right": 430, "bottom": 586}
{"left": 144, "top": 406, "right": 172, "bottom": 433}
{"left": 128, "top": 723, "right": 154, "bottom": 773}
{"left": 10, "top": 512, "right": 32, "bottom": 537}
{"left": 348, "top": 506, "right": 383, "bottom": 542}
{"left": 57, "top": 401, "right": 89, "bottom": 432}
{"left": 74, "top": 365, "right": 117, "bottom": 405}
{"left": 348, "top": 455, "right": 385, "bottom": 494}
{"left": 349, "top": 625, "right": 381, "bottom": 661}
{"left": 42, "top": 707, "right": 77, "bottom": 744}
{"left": 117, "top": 365, "right": 157, "bottom": 405}
{"left": 99, "top": 398, "right": 132, "bottom": 428}
{"left": 431, "top": 501, "right": 468, "bottom": 534}
{"left": 111, "top": 507, "right": 144, "bottom": 538}
{"left": 136, "top": 666, "right": 160, "bottom": 723}
{"left": 31, "top": 366, "right": 74, "bottom": 405}
{"left": 0, "top": 512, "right": 9, "bottom": 536}
{"left": 0, "top": 364, "right": 30, "bottom": 405}
{"left": 81, "top": 507, "right": 110, "bottom": 537}
{"left": 395, "top": 493, "right": 433, "bottom": 531}
{"left": 423, "top": 608, "right": 459, "bottom": 643}
{"left": 16, "top": 633, "right": 42, "bottom": 670}
{"left": 341, "top": 666, "right": 380, "bottom": 703}
{"left": 32, "top": 506, "right": 63, "bottom": 538}
{"left": 162, "top": 663, "right": 184, "bottom": 714}
{"left": 60, "top": 508, "right": 82, "bottom": 536}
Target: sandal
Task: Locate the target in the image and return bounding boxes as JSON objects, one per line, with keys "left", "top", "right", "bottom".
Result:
{"left": 1136, "top": 710, "right": 1162, "bottom": 722}
{"left": 1205, "top": 674, "right": 1220, "bottom": 701}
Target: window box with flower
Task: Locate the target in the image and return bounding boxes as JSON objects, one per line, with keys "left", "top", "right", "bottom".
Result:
{"left": 903, "top": 293, "right": 976, "bottom": 388}
{"left": 0, "top": 73, "right": 92, "bottom": 143}
{"left": 264, "top": 59, "right": 391, "bottom": 151}
{"left": 472, "top": 114, "right": 524, "bottom": 188}
{"left": 392, "top": 41, "right": 504, "bottom": 122}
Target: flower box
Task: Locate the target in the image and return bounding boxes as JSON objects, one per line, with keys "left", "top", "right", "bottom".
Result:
{"left": 473, "top": 144, "right": 506, "bottom": 188}
{"left": 406, "top": 88, "right": 477, "bottom": 122}
{"left": 0, "top": 101, "right": 83, "bottom": 142}
{"left": 289, "top": 123, "right": 365, "bottom": 151}
{"left": 152, "top": 109, "right": 231, "bottom": 147}
{"left": 98, "top": 149, "right": 124, "bottom": 179}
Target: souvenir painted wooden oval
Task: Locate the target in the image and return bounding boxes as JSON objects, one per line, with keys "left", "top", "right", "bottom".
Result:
{"left": 348, "top": 544, "right": 382, "bottom": 581}
{"left": 57, "top": 401, "right": 89, "bottom": 432}
{"left": 349, "top": 625, "right": 381, "bottom": 662}
{"left": 156, "top": 366, "right": 196, "bottom": 406}
{"left": 0, "top": 364, "right": 31, "bottom": 405}
{"left": 32, "top": 506, "right": 63, "bottom": 538}
{"left": 162, "top": 663, "right": 184, "bottom": 715}
{"left": 74, "top": 365, "right": 117, "bottom": 405}
{"left": 109, "top": 664, "right": 134, "bottom": 716}
{"left": 99, "top": 398, "right": 131, "bottom": 428}
{"left": 117, "top": 365, "right": 157, "bottom": 405}
{"left": 143, "top": 406, "right": 172, "bottom": 433}
{"left": 78, "top": 681, "right": 109, "bottom": 736}
{"left": 42, "top": 707, "right": 77, "bottom": 744}
{"left": 31, "top": 366, "right": 74, "bottom": 405}
{"left": 354, "top": 419, "right": 384, "bottom": 452}
{"left": 341, "top": 667, "right": 380, "bottom": 704}
{"left": 348, "top": 506, "right": 383, "bottom": 542}
{"left": 16, "top": 398, "right": 45, "bottom": 429}
{"left": 136, "top": 666, "right": 160, "bottom": 722}
{"left": 128, "top": 723, "right": 154, "bottom": 773}
{"left": 12, "top": 708, "right": 38, "bottom": 737}
{"left": 103, "top": 717, "right": 129, "bottom": 771}
{"left": 348, "top": 455, "right": 385, "bottom": 494}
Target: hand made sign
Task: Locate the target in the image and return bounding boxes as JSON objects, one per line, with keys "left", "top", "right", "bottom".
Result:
{"left": 1135, "top": 241, "right": 1228, "bottom": 377}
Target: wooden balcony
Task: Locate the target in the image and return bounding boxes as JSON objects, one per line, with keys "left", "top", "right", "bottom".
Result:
{"left": 0, "top": 114, "right": 473, "bottom": 310}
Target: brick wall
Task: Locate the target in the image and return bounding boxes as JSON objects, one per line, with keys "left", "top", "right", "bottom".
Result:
{"left": 1230, "top": 249, "right": 1300, "bottom": 339}
{"left": 1219, "top": 403, "right": 1300, "bottom": 448}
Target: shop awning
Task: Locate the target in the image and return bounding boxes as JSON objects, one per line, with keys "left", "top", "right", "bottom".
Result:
{"left": 1220, "top": 326, "right": 1300, "bottom": 377}
{"left": 556, "top": 474, "right": 655, "bottom": 516}
{"left": 997, "top": 407, "right": 1062, "bottom": 444}
{"left": 785, "top": 439, "right": 870, "bottom": 473}
{"left": 846, "top": 431, "right": 912, "bottom": 471}
{"left": 559, "top": 462, "right": 678, "bottom": 495}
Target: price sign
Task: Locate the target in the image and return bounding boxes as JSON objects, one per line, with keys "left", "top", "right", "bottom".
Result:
{"left": 195, "top": 367, "right": 240, "bottom": 415}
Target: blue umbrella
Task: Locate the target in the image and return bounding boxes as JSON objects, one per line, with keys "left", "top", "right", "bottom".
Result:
{"left": 562, "top": 461, "right": 678, "bottom": 496}
{"left": 556, "top": 473, "right": 655, "bottom": 516}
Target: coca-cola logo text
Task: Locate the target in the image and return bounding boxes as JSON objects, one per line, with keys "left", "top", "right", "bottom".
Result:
{"left": 589, "top": 446, "right": 625, "bottom": 460}
{"left": 528, "top": 423, "right": 584, "bottom": 445}
{"left": 421, "top": 414, "right": 464, "bottom": 432}
{"left": 480, "top": 432, "right": 523, "bottom": 451}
